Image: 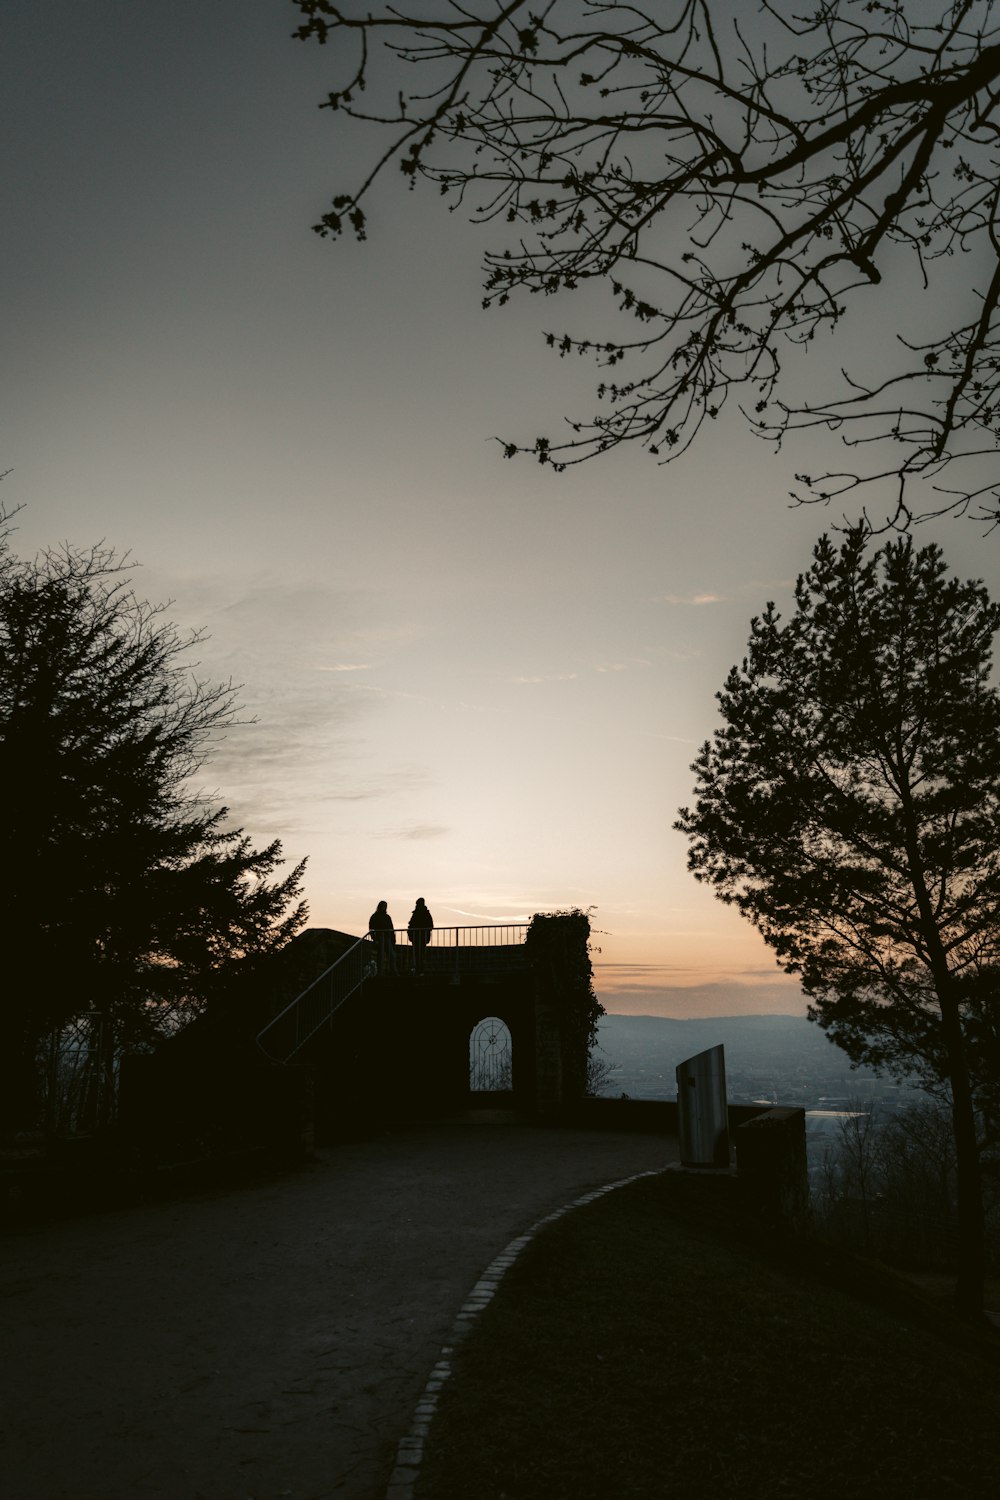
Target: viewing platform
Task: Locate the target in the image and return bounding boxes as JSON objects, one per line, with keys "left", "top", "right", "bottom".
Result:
{"left": 118, "top": 913, "right": 598, "bottom": 1157}
{"left": 256, "top": 924, "right": 532, "bottom": 1065}
{"left": 368, "top": 923, "right": 531, "bottom": 978}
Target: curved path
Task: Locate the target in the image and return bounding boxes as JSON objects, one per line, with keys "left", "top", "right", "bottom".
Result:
{"left": 1, "top": 1120, "right": 678, "bottom": 1499}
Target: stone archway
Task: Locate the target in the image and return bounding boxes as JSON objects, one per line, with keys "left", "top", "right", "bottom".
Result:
{"left": 469, "top": 1015, "right": 513, "bottom": 1094}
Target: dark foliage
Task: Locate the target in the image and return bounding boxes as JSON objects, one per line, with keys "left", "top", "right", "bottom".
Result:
{"left": 0, "top": 526, "right": 307, "bottom": 1131}
{"left": 676, "top": 527, "right": 1000, "bottom": 1313}
{"left": 525, "top": 907, "right": 604, "bottom": 1098}
{"left": 295, "top": 0, "right": 1000, "bottom": 526}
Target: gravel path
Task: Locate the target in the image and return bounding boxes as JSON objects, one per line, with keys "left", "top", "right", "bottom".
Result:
{"left": 1, "top": 1121, "right": 678, "bottom": 1500}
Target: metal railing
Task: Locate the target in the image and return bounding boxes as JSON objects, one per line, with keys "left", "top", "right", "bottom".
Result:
{"left": 393, "top": 923, "right": 530, "bottom": 982}
{"left": 256, "top": 924, "right": 529, "bottom": 1064}
{"left": 256, "top": 934, "right": 376, "bottom": 1064}
{"left": 423, "top": 923, "right": 528, "bottom": 950}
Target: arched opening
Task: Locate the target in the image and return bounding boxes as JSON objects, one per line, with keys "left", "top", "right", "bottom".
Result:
{"left": 469, "top": 1016, "right": 513, "bottom": 1094}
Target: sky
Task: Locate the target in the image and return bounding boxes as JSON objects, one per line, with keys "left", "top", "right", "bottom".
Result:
{"left": 4, "top": 1, "right": 999, "bottom": 1019}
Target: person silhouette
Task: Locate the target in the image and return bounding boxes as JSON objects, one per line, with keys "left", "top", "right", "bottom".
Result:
{"left": 368, "top": 900, "right": 397, "bottom": 975}
{"left": 407, "top": 897, "right": 434, "bottom": 974}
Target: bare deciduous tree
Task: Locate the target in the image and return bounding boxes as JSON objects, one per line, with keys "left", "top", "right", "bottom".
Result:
{"left": 295, "top": 0, "right": 1000, "bottom": 526}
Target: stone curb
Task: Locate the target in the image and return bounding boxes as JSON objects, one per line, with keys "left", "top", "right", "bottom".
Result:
{"left": 384, "top": 1166, "right": 668, "bottom": 1499}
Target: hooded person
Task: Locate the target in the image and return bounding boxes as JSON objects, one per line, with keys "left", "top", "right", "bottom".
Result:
{"left": 368, "top": 899, "right": 397, "bottom": 974}
{"left": 407, "top": 897, "right": 434, "bottom": 973}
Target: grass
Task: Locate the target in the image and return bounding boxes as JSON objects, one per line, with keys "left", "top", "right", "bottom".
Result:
{"left": 415, "top": 1170, "right": 1000, "bottom": 1500}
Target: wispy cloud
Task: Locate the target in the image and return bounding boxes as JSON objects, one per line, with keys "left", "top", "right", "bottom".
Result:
{"left": 317, "top": 663, "right": 372, "bottom": 673}
{"left": 594, "top": 658, "right": 651, "bottom": 673}
{"left": 595, "top": 963, "right": 704, "bottom": 980}
{"left": 376, "top": 823, "right": 450, "bottom": 841}
{"left": 443, "top": 905, "right": 532, "bottom": 922}
{"left": 659, "top": 579, "right": 796, "bottom": 609}
{"left": 325, "top": 768, "right": 430, "bottom": 803}
{"left": 593, "top": 961, "right": 804, "bottom": 994}
{"left": 511, "top": 672, "right": 579, "bottom": 684}
{"left": 513, "top": 657, "right": 651, "bottom": 684}
{"left": 659, "top": 591, "right": 724, "bottom": 606}
{"left": 343, "top": 683, "right": 427, "bottom": 701}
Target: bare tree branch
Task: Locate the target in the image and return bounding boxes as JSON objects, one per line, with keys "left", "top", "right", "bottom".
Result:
{"left": 296, "top": 0, "right": 1000, "bottom": 526}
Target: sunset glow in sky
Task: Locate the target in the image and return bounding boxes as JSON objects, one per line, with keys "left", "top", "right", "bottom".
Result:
{"left": 5, "top": 1, "right": 1000, "bottom": 1017}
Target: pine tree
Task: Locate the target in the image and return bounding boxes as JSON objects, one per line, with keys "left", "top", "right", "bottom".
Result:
{"left": 0, "top": 528, "right": 306, "bottom": 1130}
{"left": 677, "top": 530, "right": 1000, "bottom": 1316}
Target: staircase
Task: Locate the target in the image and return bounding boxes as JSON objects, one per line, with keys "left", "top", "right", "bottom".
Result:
{"left": 256, "top": 935, "right": 376, "bottom": 1064}
{"left": 255, "top": 925, "right": 530, "bottom": 1065}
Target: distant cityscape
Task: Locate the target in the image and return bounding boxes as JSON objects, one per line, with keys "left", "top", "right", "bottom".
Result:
{"left": 594, "top": 1013, "right": 931, "bottom": 1163}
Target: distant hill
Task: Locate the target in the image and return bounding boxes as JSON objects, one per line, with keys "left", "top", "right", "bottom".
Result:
{"left": 594, "top": 1012, "right": 860, "bottom": 1102}
{"left": 597, "top": 1011, "right": 836, "bottom": 1063}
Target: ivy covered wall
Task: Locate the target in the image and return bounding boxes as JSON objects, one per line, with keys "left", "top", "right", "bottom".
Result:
{"left": 525, "top": 909, "right": 605, "bottom": 1104}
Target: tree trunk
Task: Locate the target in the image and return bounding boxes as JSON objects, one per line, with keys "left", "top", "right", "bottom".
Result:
{"left": 897, "top": 789, "right": 986, "bottom": 1319}
{"left": 939, "top": 990, "right": 986, "bottom": 1319}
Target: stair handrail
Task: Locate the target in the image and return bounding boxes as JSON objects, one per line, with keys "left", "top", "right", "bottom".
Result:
{"left": 256, "top": 933, "right": 375, "bottom": 1064}
{"left": 255, "top": 923, "right": 531, "bottom": 1065}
